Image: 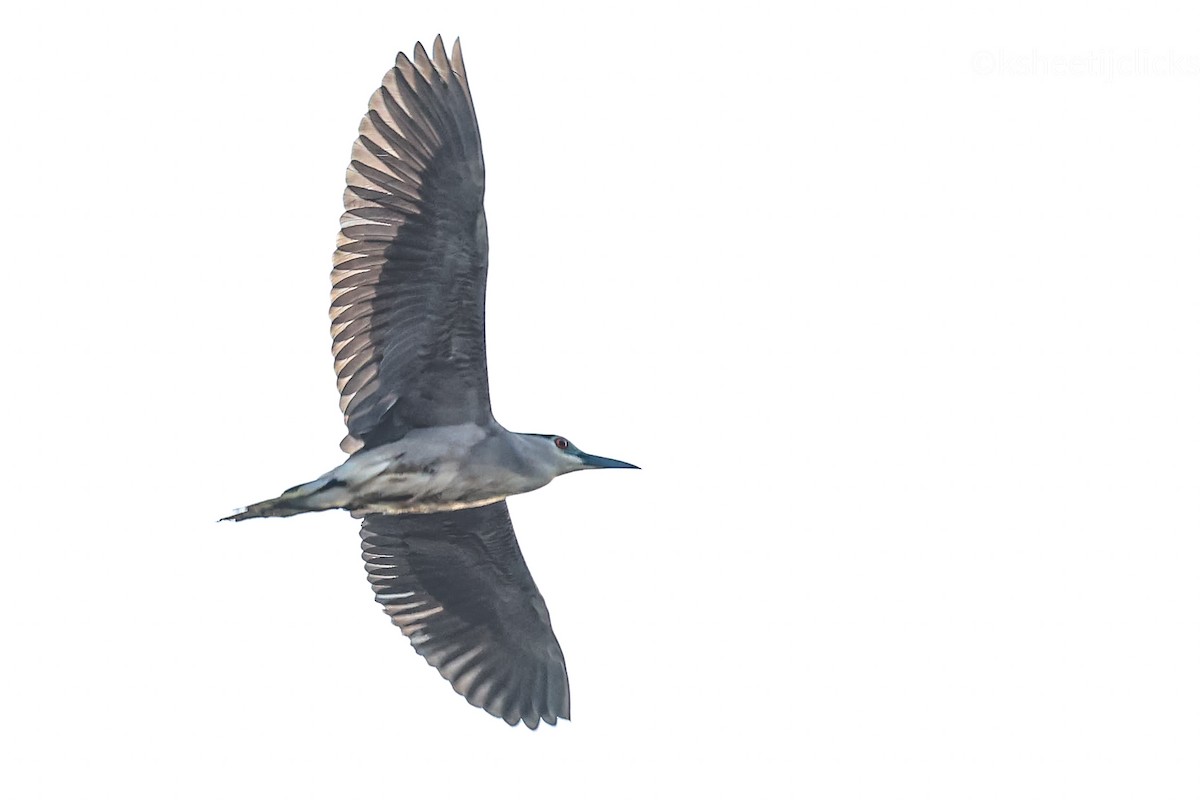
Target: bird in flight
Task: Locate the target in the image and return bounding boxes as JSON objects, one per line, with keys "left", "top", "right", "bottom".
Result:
{"left": 224, "top": 36, "right": 637, "bottom": 728}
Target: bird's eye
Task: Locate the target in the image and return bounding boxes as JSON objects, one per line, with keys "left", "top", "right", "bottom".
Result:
{"left": 554, "top": 437, "right": 568, "bottom": 450}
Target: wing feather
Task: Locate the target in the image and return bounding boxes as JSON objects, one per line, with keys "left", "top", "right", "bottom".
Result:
{"left": 360, "top": 502, "right": 571, "bottom": 729}
{"left": 333, "top": 36, "right": 491, "bottom": 454}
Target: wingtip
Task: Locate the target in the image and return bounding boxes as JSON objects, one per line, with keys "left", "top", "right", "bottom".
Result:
{"left": 432, "top": 34, "right": 452, "bottom": 75}
{"left": 449, "top": 37, "right": 470, "bottom": 88}
{"left": 413, "top": 40, "right": 431, "bottom": 67}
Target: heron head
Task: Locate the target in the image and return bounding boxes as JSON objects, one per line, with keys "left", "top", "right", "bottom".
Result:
{"left": 534, "top": 434, "right": 640, "bottom": 475}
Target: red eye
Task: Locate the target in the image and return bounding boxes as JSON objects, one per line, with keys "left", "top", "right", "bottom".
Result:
{"left": 554, "top": 437, "right": 568, "bottom": 450}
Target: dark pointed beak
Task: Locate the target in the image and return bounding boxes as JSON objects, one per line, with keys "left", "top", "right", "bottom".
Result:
{"left": 578, "top": 452, "right": 640, "bottom": 470}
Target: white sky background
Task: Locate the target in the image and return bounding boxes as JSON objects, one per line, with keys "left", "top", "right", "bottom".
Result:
{"left": 1, "top": 1, "right": 1199, "bottom": 797}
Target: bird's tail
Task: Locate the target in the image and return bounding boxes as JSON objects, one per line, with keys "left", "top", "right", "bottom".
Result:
{"left": 220, "top": 477, "right": 343, "bottom": 522}
{"left": 220, "top": 498, "right": 311, "bottom": 522}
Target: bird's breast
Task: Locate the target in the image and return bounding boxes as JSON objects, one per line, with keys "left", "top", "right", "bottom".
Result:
{"left": 326, "top": 423, "right": 543, "bottom": 514}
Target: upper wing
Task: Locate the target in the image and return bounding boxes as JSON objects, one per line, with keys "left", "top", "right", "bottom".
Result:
{"left": 360, "top": 502, "right": 570, "bottom": 729}
{"left": 332, "top": 36, "right": 490, "bottom": 454}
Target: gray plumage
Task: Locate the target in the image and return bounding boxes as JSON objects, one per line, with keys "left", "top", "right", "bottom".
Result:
{"left": 223, "top": 36, "right": 636, "bottom": 729}
{"left": 361, "top": 504, "right": 569, "bottom": 728}
{"left": 333, "top": 36, "right": 489, "bottom": 453}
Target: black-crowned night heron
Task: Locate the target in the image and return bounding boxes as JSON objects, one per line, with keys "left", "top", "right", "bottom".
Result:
{"left": 223, "top": 37, "right": 637, "bottom": 728}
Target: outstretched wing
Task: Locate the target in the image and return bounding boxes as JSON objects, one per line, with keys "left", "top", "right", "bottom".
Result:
{"left": 360, "top": 502, "right": 570, "bottom": 729}
{"left": 332, "top": 36, "right": 490, "bottom": 454}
